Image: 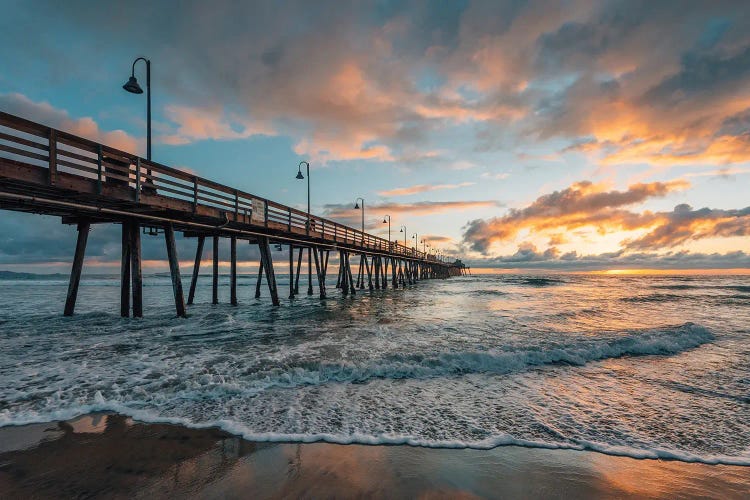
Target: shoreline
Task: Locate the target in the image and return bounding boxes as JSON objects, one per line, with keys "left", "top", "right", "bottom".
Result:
{"left": 1, "top": 413, "right": 749, "bottom": 498}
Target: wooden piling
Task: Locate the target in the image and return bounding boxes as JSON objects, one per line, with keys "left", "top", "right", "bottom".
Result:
{"left": 307, "top": 247, "right": 313, "bottom": 295}
{"left": 255, "top": 261, "right": 264, "bottom": 299}
{"left": 230, "top": 236, "right": 237, "bottom": 306}
{"left": 295, "top": 247, "right": 303, "bottom": 294}
{"left": 374, "top": 256, "right": 381, "bottom": 289}
{"left": 63, "top": 221, "right": 90, "bottom": 316}
{"left": 312, "top": 245, "right": 326, "bottom": 299}
{"left": 130, "top": 222, "right": 143, "bottom": 317}
{"left": 188, "top": 236, "right": 206, "bottom": 306}
{"left": 258, "top": 236, "right": 280, "bottom": 306}
{"left": 340, "top": 251, "right": 348, "bottom": 296}
{"left": 164, "top": 223, "right": 187, "bottom": 317}
{"left": 187, "top": 236, "right": 204, "bottom": 305}
{"left": 289, "top": 245, "right": 295, "bottom": 299}
{"left": 365, "top": 255, "right": 374, "bottom": 290}
{"left": 346, "top": 252, "right": 356, "bottom": 295}
{"left": 120, "top": 221, "right": 131, "bottom": 317}
{"left": 212, "top": 235, "right": 219, "bottom": 304}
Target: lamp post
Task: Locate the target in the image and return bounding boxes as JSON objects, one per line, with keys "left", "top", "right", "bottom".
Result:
{"left": 122, "top": 57, "right": 152, "bottom": 162}
{"left": 354, "top": 197, "right": 364, "bottom": 244}
{"left": 412, "top": 233, "right": 418, "bottom": 255}
{"left": 399, "top": 225, "right": 407, "bottom": 249}
{"left": 382, "top": 215, "right": 391, "bottom": 251}
{"left": 295, "top": 161, "right": 313, "bottom": 295}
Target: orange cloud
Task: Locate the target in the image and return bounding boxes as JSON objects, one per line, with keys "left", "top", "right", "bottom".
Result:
{"left": 463, "top": 180, "right": 689, "bottom": 253}
{"left": 0, "top": 93, "right": 139, "bottom": 153}
{"left": 159, "top": 105, "right": 273, "bottom": 145}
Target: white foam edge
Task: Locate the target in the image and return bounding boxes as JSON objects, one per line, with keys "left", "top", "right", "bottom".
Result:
{"left": 2, "top": 399, "right": 748, "bottom": 467}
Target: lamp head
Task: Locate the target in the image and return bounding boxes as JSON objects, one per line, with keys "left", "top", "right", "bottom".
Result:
{"left": 382, "top": 218, "right": 387, "bottom": 223}
{"left": 400, "top": 227, "right": 403, "bottom": 233}
{"left": 123, "top": 76, "right": 144, "bottom": 94}
{"left": 354, "top": 202, "right": 360, "bottom": 209}
{"left": 295, "top": 169, "right": 304, "bottom": 180}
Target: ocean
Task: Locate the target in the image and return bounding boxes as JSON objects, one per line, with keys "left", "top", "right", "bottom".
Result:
{"left": 1, "top": 273, "right": 748, "bottom": 466}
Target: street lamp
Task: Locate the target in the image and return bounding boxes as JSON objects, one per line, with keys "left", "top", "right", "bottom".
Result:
{"left": 382, "top": 215, "right": 391, "bottom": 251}
{"left": 123, "top": 57, "right": 152, "bottom": 161}
{"left": 412, "top": 233, "right": 418, "bottom": 254}
{"left": 354, "top": 197, "right": 364, "bottom": 244}
{"left": 295, "top": 160, "right": 312, "bottom": 295}
{"left": 399, "top": 225, "right": 407, "bottom": 248}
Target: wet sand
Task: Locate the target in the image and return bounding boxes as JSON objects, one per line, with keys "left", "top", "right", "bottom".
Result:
{"left": 0, "top": 413, "right": 748, "bottom": 499}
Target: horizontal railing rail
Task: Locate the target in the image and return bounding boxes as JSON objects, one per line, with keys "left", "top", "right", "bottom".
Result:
{"left": 0, "top": 111, "right": 449, "bottom": 263}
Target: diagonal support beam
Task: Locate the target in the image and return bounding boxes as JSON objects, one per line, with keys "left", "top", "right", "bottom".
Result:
{"left": 164, "top": 223, "right": 187, "bottom": 317}
{"left": 64, "top": 221, "right": 90, "bottom": 316}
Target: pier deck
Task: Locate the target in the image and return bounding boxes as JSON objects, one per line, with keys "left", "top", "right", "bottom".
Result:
{"left": 0, "top": 112, "right": 465, "bottom": 316}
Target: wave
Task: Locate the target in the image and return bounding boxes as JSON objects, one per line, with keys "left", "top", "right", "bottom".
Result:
{"left": 2, "top": 404, "right": 747, "bottom": 466}
{"left": 469, "top": 289, "right": 508, "bottom": 297}
{"left": 507, "top": 277, "right": 565, "bottom": 287}
{"left": 203, "top": 323, "right": 714, "bottom": 391}
{"left": 621, "top": 293, "right": 685, "bottom": 303}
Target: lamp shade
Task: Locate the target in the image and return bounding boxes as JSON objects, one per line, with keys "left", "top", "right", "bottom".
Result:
{"left": 123, "top": 76, "right": 144, "bottom": 94}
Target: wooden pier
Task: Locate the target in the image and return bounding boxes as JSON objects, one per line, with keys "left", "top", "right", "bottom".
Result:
{"left": 0, "top": 112, "right": 467, "bottom": 317}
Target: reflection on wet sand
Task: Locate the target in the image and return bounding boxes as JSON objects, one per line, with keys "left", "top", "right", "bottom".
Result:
{"left": 1, "top": 413, "right": 748, "bottom": 499}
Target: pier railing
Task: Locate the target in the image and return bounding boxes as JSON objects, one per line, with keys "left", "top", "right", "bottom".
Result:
{"left": 0, "top": 111, "right": 441, "bottom": 262}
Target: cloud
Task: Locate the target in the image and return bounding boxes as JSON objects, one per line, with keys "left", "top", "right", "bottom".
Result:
{"left": 159, "top": 105, "right": 273, "bottom": 145}
{"left": 462, "top": 180, "right": 688, "bottom": 252}
{"left": 624, "top": 204, "right": 750, "bottom": 250}
{"left": 6, "top": 1, "right": 750, "bottom": 166}
{"left": 469, "top": 243, "right": 750, "bottom": 271}
{"left": 378, "top": 182, "right": 474, "bottom": 197}
{"left": 0, "top": 93, "right": 139, "bottom": 153}
{"left": 324, "top": 200, "right": 499, "bottom": 227}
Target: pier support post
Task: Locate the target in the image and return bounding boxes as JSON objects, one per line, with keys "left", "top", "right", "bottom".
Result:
{"left": 392, "top": 259, "right": 398, "bottom": 288}
{"left": 230, "top": 236, "right": 237, "bottom": 306}
{"left": 336, "top": 259, "right": 343, "bottom": 289}
{"left": 187, "top": 236, "right": 204, "bottom": 305}
{"left": 164, "top": 223, "right": 187, "bottom": 317}
{"left": 258, "top": 236, "right": 280, "bottom": 306}
{"left": 255, "top": 261, "right": 264, "bottom": 298}
{"left": 382, "top": 257, "right": 388, "bottom": 289}
{"left": 212, "top": 236, "right": 219, "bottom": 304}
{"left": 289, "top": 245, "right": 295, "bottom": 299}
{"left": 307, "top": 247, "right": 313, "bottom": 295}
{"left": 120, "top": 221, "right": 131, "bottom": 317}
{"left": 358, "top": 255, "right": 365, "bottom": 289}
{"left": 295, "top": 247, "right": 303, "bottom": 295}
{"left": 365, "top": 255, "right": 374, "bottom": 290}
{"left": 130, "top": 221, "right": 143, "bottom": 317}
{"left": 340, "top": 251, "right": 348, "bottom": 296}
{"left": 346, "top": 252, "right": 356, "bottom": 296}
{"left": 63, "top": 221, "right": 90, "bottom": 316}
{"left": 371, "top": 255, "right": 380, "bottom": 290}
{"left": 313, "top": 246, "right": 326, "bottom": 299}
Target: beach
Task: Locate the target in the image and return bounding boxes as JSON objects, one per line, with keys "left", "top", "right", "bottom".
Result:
{"left": 1, "top": 412, "right": 749, "bottom": 498}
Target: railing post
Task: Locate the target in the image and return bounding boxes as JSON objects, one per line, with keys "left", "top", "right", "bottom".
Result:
{"left": 334, "top": 224, "right": 337, "bottom": 241}
{"left": 234, "top": 190, "right": 239, "bottom": 221}
{"left": 48, "top": 128, "right": 57, "bottom": 185}
{"left": 135, "top": 157, "right": 141, "bottom": 203}
{"left": 288, "top": 208, "right": 292, "bottom": 231}
{"left": 264, "top": 200, "right": 269, "bottom": 228}
{"left": 96, "top": 145, "right": 103, "bottom": 194}
{"left": 192, "top": 176, "right": 198, "bottom": 213}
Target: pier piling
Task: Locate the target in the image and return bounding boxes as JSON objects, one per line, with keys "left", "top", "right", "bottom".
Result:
{"left": 63, "top": 221, "right": 90, "bottom": 316}
{"left": 164, "top": 223, "right": 187, "bottom": 317}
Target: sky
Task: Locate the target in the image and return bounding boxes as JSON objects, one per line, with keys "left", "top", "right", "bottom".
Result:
{"left": 1, "top": 0, "right": 749, "bottom": 273}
